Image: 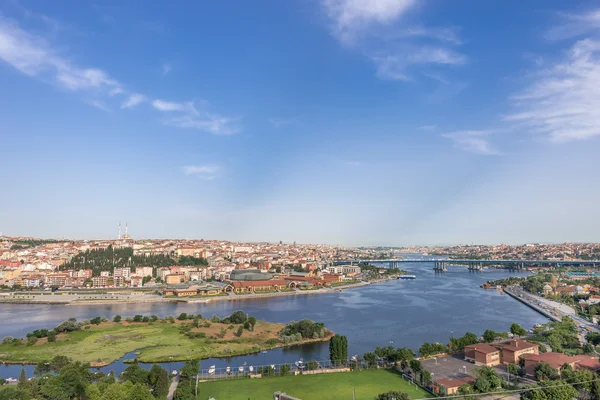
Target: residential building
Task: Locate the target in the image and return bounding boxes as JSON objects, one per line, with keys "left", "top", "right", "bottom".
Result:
{"left": 135, "top": 266, "right": 153, "bottom": 277}
{"left": 45, "top": 273, "right": 69, "bottom": 287}
{"left": 92, "top": 276, "right": 108, "bottom": 287}
{"left": 520, "top": 352, "right": 600, "bottom": 378}
{"left": 165, "top": 272, "right": 187, "bottom": 285}
{"left": 113, "top": 267, "right": 131, "bottom": 280}
{"left": 230, "top": 279, "right": 288, "bottom": 293}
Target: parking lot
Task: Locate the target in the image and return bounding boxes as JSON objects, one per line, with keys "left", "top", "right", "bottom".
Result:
{"left": 421, "top": 354, "right": 475, "bottom": 380}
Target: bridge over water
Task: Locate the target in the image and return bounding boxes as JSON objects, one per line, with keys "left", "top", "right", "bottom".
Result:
{"left": 333, "top": 259, "right": 600, "bottom": 271}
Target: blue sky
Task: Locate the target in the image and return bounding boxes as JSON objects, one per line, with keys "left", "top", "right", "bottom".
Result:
{"left": 1, "top": 0, "right": 600, "bottom": 246}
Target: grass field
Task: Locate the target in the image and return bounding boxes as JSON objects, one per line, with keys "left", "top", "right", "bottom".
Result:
{"left": 196, "top": 369, "right": 434, "bottom": 400}
{"left": 0, "top": 320, "right": 329, "bottom": 366}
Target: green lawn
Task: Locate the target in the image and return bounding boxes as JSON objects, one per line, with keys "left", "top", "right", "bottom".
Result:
{"left": 196, "top": 369, "right": 433, "bottom": 400}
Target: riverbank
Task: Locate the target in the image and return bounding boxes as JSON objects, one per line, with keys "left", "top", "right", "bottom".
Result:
{"left": 0, "top": 279, "right": 386, "bottom": 306}
{"left": 0, "top": 317, "right": 332, "bottom": 367}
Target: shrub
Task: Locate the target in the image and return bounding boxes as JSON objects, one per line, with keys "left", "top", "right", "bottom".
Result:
{"left": 27, "top": 337, "right": 37, "bottom": 346}
{"left": 47, "top": 331, "right": 57, "bottom": 343}
{"left": 265, "top": 338, "right": 278, "bottom": 346}
{"left": 90, "top": 317, "right": 102, "bottom": 325}
{"left": 280, "top": 319, "right": 325, "bottom": 338}
{"left": 133, "top": 315, "right": 143, "bottom": 322}
{"left": 1, "top": 336, "right": 13, "bottom": 344}
{"left": 101, "top": 316, "right": 108, "bottom": 323}
{"left": 125, "top": 317, "right": 133, "bottom": 323}
{"left": 150, "top": 315, "right": 158, "bottom": 322}
{"left": 177, "top": 313, "right": 188, "bottom": 321}
{"left": 228, "top": 311, "right": 247, "bottom": 324}
{"left": 142, "top": 316, "right": 150, "bottom": 323}
{"left": 211, "top": 314, "right": 220, "bottom": 323}
{"left": 244, "top": 321, "right": 251, "bottom": 330}
{"left": 236, "top": 326, "right": 244, "bottom": 337}
{"left": 113, "top": 315, "right": 122, "bottom": 323}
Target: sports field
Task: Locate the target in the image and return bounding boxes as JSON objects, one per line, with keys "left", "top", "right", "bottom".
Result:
{"left": 196, "top": 369, "right": 434, "bottom": 400}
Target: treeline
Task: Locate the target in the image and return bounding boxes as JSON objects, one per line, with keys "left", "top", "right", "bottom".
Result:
{"left": 0, "top": 356, "right": 170, "bottom": 400}
{"left": 10, "top": 239, "right": 66, "bottom": 250}
{"left": 60, "top": 245, "right": 208, "bottom": 276}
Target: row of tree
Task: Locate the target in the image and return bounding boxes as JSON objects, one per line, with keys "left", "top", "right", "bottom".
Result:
{"left": 0, "top": 356, "right": 170, "bottom": 400}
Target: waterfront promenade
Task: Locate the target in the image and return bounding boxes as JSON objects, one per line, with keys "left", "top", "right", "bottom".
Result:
{"left": 0, "top": 280, "right": 377, "bottom": 306}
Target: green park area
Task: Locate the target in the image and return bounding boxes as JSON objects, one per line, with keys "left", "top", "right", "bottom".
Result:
{"left": 0, "top": 314, "right": 331, "bottom": 367}
{"left": 195, "top": 369, "right": 433, "bottom": 400}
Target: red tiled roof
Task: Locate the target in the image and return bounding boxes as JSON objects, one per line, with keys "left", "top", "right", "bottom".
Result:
{"left": 464, "top": 343, "right": 500, "bottom": 354}
{"left": 496, "top": 340, "right": 538, "bottom": 352}
{"left": 435, "top": 376, "right": 475, "bottom": 389}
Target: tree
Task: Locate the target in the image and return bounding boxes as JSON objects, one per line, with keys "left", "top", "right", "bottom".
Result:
{"left": 508, "top": 363, "right": 518, "bottom": 379}
{"left": 148, "top": 364, "right": 169, "bottom": 399}
{"left": 473, "top": 366, "right": 501, "bottom": 393}
{"left": 482, "top": 329, "right": 498, "bottom": 343}
{"left": 534, "top": 362, "right": 559, "bottom": 381}
{"left": 248, "top": 316, "right": 257, "bottom": 330}
{"left": 306, "top": 360, "right": 319, "bottom": 371}
{"left": 363, "top": 352, "right": 377, "bottom": 368}
{"left": 181, "top": 359, "right": 200, "bottom": 380}
{"left": 510, "top": 323, "right": 527, "bottom": 337}
{"left": 375, "top": 391, "right": 411, "bottom": 400}
{"left": 329, "top": 334, "right": 348, "bottom": 365}
{"left": 18, "top": 367, "right": 27, "bottom": 387}
{"left": 126, "top": 382, "right": 155, "bottom": 400}
{"left": 583, "top": 343, "right": 594, "bottom": 354}
{"left": 47, "top": 330, "right": 57, "bottom": 342}
{"left": 521, "top": 380, "right": 578, "bottom": 400}
{"left": 420, "top": 370, "right": 432, "bottom": 387}
{"left": 228, "top": 311, "right": 247, "bottom": 324}
{"left": 279, "top": 364, "right": 291, "bottom": 376}
{"left": 591, "top": 377, "right": 600, "bottom": 400}
{"left": 50, "top": 355, "right": 72, "bottom": 372}
{"left": 586, "top": 332, "right": 600, "bottom": 345}
{"left": 236, "top": 326, "right": 244, "bottom": 337}
{"left": 409, "top": 359, "right": 422, "bottom": 374}
{"left": 121, "top": 364, "right": 149, "bottom": 385}
{"left": 100, "top": 383, "right": 128, "bottom": 400}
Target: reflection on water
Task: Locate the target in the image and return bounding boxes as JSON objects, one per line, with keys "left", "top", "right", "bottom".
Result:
{"left": 0, "top": 264, "right": 547, "bottom": 378}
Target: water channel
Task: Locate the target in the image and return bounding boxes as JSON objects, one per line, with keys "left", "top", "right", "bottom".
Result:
{"left": 0, "top": 262, "right": 547, "bottom": 378}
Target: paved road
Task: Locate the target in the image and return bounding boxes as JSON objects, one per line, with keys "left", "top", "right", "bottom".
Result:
{"left": 166, "top": 374, "right": 180, "bottom": 400}
{"left": 509, "top": 286, "right": 599, "bottom": 343}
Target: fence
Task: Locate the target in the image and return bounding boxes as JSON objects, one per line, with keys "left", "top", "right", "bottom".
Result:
{"left": 194, "top": 358, "right": 390, "bottom": 381}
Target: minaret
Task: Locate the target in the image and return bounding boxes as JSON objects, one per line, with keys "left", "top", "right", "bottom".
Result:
{"left": 118, "top": 221, "right": 121, "bottom": 240}
{"left": 125, "top": 222, "right": 128, "bottom": 238}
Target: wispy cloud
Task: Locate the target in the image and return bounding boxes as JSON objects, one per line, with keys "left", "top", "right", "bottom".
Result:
{"left": 268, "top": 117, "right": 299, "bottom": 128}
{"left": 505, "top": 38, "right": 600, "bottom": 143}
{"left": 418, "top": 125, "right": 437, "bottom": 131}
{"left": 182, "top": 165, "right": 219, "bottom": 180}
{"left": 442, "top": 130, "right": 501, "bottom": 155}
{"left": 545, "top": 8, "right": 600, "bottom": 41}
{"left": 0, "top": 16, "right": 122, "bottom": 94}
{"left": 120, "top": 93, "right": 146, "bottom": 109}
{"left": 322, "top": 0, "right": 466, "bottom": 81}
{"left": 152, "top": 99, "right": 239, "bottom": 135}
{"left": 162, "top": 63, "right": 172, "bottom": 76}
{"left": 0, "top": 16, "right": 239, "bottom": 134}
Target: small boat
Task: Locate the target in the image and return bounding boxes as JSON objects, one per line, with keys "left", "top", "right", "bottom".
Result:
{"left": 295, "top": 359, "right": 305, "bottom": 369}
{"left": 226, "top": 366, "right": 231, "bottom": 374}
{"left": 208, "top": 365, "right": 216, "bottom": 375}
{"left": 270, "top": 364, "right": 275, "bottom": 369}
{"left": 171, "top": 370, "right": 178, "bottom": 376}
{"left": 238, "top": 366, "right": 244, "bottom": 373}
{"left": 262, "top": 350, "right": 267, "bottom": 354}
{"left": 351, "top": 355, "right": 358, "bottom": 362}
{"left": 249, "top": 366, "right": 254, "bottom": 373}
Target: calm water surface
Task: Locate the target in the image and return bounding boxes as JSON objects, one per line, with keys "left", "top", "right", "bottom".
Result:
{"left": 0, "top": 263, "right": 546, "bottom": 378}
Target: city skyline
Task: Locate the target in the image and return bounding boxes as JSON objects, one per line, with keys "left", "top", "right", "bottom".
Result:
{"left": 2, "top": 1, "right": 600, "bottom": 246}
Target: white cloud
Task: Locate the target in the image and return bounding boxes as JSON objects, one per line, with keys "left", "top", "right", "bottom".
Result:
{"left": 505, "top": 39, "right": 600, "bottom": 143}
{"left": 442, "top": 130, "right": 501, "bottom": 155}
{"left": 152, "top": 99, "right": 239, "bottom": 135}
{"left": 0, "top": 17, "right": 239, "bottom": 133}
{"left": 182, "top": 165, "right": 219, "bottom": 179}
{"left": 151, "top": 99, "right": 191, "bottom": 112}
{"left": 546, "top": 8, "right": 600, "bottom": 41}
{"left": 324, "top": 0, "right": 416, "bottom": 45}
{"left": 321, "top": 0, "right": 466, "bottom": 81}
{"left": 121, "top": 94, "right": 146, "bottom": 109}
{"left": 418, "top": 125, "right": 437, "bottom": 131}
{"left": 0, "top": 17, "right": 122, "bottom": 94}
